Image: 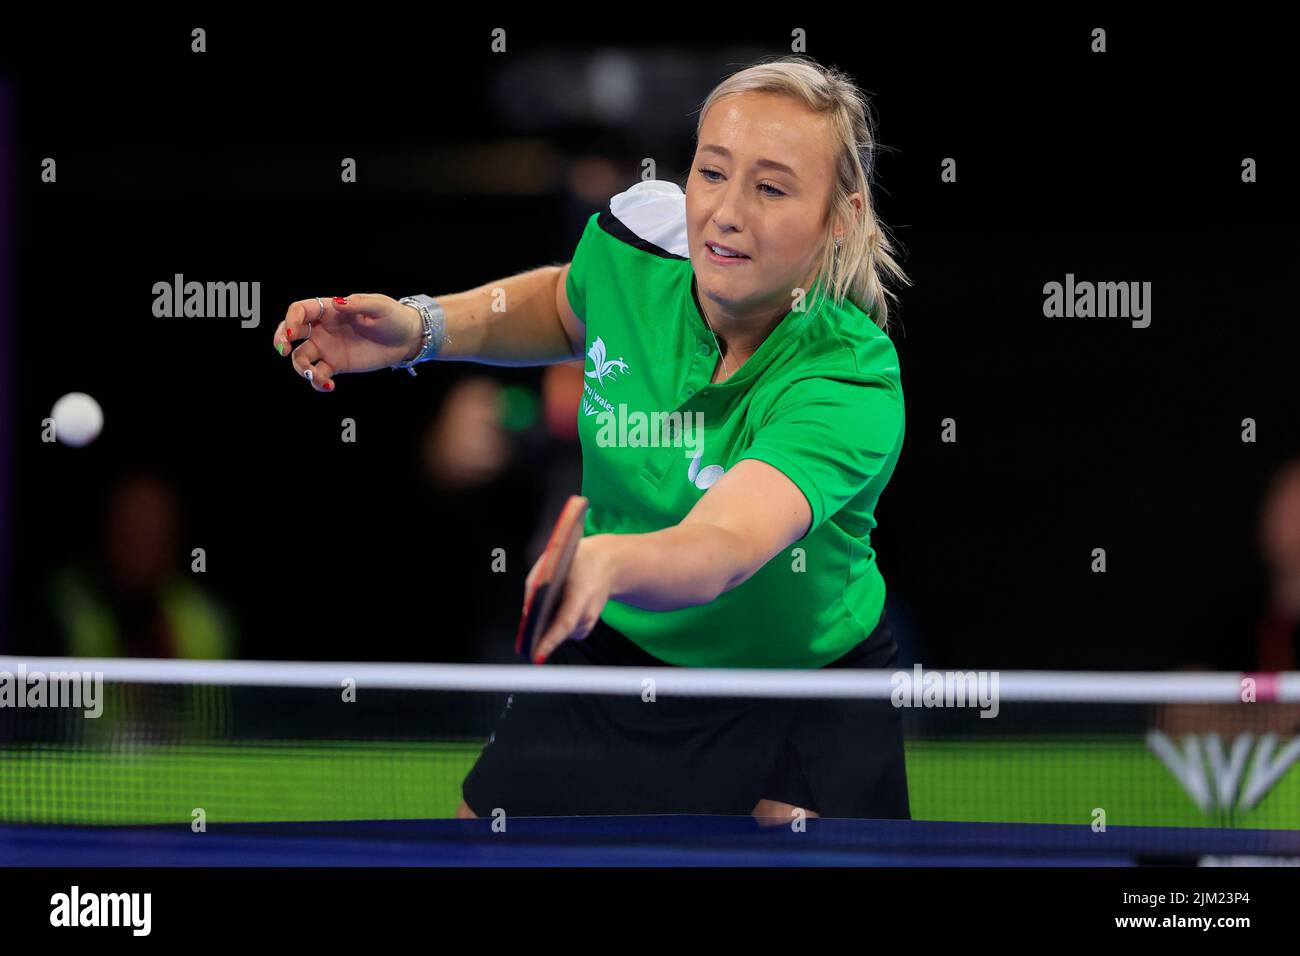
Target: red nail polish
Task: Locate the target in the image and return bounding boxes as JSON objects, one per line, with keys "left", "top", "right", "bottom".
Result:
{"left": 333, "top": 297, "right": 347, "bottom": 305}
{"left": 323, "top": 381, "right": 334, "bottom": 391}
{"left": 286, "top": 327, "right": 294, "bottom": 337}
{"left": 533, "top": 652, "right": 545, "bottom": 665}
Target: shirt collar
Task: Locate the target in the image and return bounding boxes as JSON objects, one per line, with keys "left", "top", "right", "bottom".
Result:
{"left": 685, "top": 271, "right": 823, "bottom": 388}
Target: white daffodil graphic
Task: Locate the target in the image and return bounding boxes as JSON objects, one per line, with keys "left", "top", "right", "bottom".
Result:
{"left": 585, "top": 336, "right": 630, "bottom": 386}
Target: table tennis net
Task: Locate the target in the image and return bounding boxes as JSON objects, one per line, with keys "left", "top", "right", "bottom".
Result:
{"left": 1, "top": 658, "right": 1297, "bottom": 829}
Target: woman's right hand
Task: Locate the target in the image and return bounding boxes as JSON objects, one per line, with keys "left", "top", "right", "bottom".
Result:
{"left": 272, "top": 293, "right": 423, "bottom": 392}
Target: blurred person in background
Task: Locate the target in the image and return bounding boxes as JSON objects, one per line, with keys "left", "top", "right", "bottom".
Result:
{"left": 1178, "top": 455, "right": 1300, "bottom": 673}
{"left": 422, "top": 377, "right": 517, "bottom": 492}
{"left": 415, "top": 367, "right": 585, "bottom": 663}
{"left": 416, "top": 374, "right": 545, "bottom": 663}
{"left": 48, "top": 471, "right": 235, "bottom": 658}
{"left": 1159, "top": 457, "right": 1300, "bottom": 739}
{"left": 1255, "top": 456, "right": 1300, "bottom": 671}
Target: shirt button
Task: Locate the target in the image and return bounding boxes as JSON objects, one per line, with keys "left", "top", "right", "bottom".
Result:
{"left": 697, "top": 342, "right": 712, "bottom": 356}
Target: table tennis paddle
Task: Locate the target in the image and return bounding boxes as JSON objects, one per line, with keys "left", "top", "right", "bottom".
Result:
{"left": 516, "top": 494, "right": 589, "bottom": 662}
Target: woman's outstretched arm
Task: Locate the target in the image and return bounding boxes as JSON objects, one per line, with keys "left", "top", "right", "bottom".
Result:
{"left": 415, "top": 263, "right": 585, "bottom": 367}
{"left": 271, "top": 264, "right": 585, "bottom": 390}
{"left": 529, "top": 460, "right": 813, "bottom": 661}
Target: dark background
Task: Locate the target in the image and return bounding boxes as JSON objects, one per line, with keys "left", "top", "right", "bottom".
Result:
{"left": 1, "top": 14, "right": 1295, "bottom": 670}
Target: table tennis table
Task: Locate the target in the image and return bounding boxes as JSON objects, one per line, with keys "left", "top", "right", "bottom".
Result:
{"left": 4, "top": 816, "right": 1299, "bottom": 866}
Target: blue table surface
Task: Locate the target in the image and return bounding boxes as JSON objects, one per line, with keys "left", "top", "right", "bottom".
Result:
{"left": 3, "top": 816, "right": 1300, "bottom": 866}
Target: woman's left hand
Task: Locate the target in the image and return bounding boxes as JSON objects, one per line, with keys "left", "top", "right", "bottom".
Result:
{"left": 529, "top": 534, "right": 620, "bottom": 663}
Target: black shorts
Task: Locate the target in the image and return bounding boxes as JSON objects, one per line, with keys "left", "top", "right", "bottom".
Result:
{"left": 461, "top": 610, "right": 911, "bottom": 819}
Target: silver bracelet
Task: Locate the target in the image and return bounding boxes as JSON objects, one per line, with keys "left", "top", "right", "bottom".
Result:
{"left": 393, "top": 294, "right": 448, "bottom": 376}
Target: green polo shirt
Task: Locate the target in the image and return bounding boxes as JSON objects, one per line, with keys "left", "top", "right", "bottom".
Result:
{"left": 566, "top": 180, "right": 904, "bottom": 668}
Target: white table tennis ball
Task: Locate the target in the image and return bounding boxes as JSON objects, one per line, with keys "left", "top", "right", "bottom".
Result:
{"left": 51, "top": 392, "right": 103, "bottom": 447}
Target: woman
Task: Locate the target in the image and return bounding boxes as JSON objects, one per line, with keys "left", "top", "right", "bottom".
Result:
{"left": 273, "top": 55, "right": 911, "bottom": 820}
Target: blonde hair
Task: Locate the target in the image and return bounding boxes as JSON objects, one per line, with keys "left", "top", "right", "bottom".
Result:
{"left": 694, "top": 55, "right": 910, "bottom": 331}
